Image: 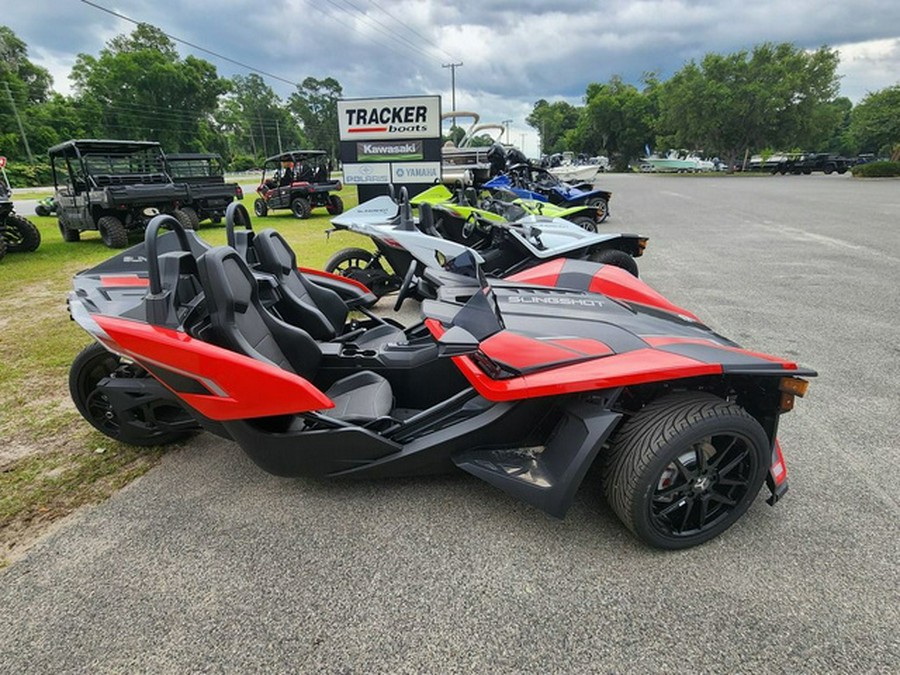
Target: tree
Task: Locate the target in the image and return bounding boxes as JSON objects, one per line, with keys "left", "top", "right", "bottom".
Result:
{"left": 289, "top": 77, "right": 343, "bottom": 159}
{"left": 569, "top": 76, "right": 657, "bottom": 169}
{"left": 656, "top": 43, "right": 841, "bottom": 166}
{"left": 0, "top": 25, "right": 54, "bottom": 159}
{"left": 849, "top": 85, "right": 900, "bottom": 158}
{"left": 222, "top": 74, "right": 302, "bottom": 161}
{"left": 70, "top": 24, "right": 229, "bottom": 151}
{"left": 526, "top": 99, "right": 580, "bottom": 155}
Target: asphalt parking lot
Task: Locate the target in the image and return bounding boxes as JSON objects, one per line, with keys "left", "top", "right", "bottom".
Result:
{"left": 2, "top": 173, "right": 898, "bottom": 672}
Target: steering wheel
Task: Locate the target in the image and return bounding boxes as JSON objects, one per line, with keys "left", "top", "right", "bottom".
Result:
{"left": 461, "top": 214, "right": 477, "bottom": 239}
{"left": 393, "top": 260, "right": 418, "bottom": 311}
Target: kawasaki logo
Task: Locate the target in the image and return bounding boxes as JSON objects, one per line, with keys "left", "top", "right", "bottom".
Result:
{"left": 360, "top": 142, "right": 420, "bottom": 155}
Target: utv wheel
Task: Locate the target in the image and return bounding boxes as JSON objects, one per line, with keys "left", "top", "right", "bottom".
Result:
{"left": 589, "top": 248, "right": 639, "bottom": 277}
{"left": 35, "top": 204, "right": 51, "bottom": 217}
{"left": 97, "top": 215, "right": 129, "bottom": 248}
{"left": 570, "top": 215, "right": 598, "bottom": 233}
{"left": 181, "top": 206, "right": 201, "bottom": 229}
{"left": 0, "top": 232, "right": 6, "bottom": 261}
{"left": 326, "top": 195, "right": 344, "bottom": 215}
{"left": 291, "top": 197, "right": 312, "bottom": 219}
{"left": 58, "top": 219, "right": 80, "bottom": 242}
{"left": 587, "top": 197, "right": 609, "bottom": 223}
{"left": 69, "top": 342, "right": 189, "bottom": 447}
{"left": 602, "top": 392, "right": 769, "bottom": 550}
{"left": 4, "top": 214, "right": 41, "bottom": 252}
{"left": 254, "top": 198, "right": 268, "bottom": 217}
{"left": 171, "top": 208, "right": 195, "bottom": 231}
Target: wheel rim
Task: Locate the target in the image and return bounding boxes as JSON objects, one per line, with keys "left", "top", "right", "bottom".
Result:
{"left": 649, "top": 433, "right": 757, "bottom": 538}
{"left": 77, "top": 351, "right": 124, "bottom": 436}
{"left": 333, "top": 255, "right": 371, "bottom": 276}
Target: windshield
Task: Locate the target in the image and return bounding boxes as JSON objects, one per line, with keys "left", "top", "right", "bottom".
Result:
{"left": 446, "top": 252, "right": 504, "bottom": 340}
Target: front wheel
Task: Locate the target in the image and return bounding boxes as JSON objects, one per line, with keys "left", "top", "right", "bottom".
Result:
{"left": 325, "top": 247, "right": 376, "bottom": 276}
{"left": 602, "top": 392, "right": 769, "bottom": 549}
{"left": 69, "top": 342, "right": 191, "bottom": 446}
{"left": 586, "top": 197, "right": 609, "bottom": 223}
{"left": 4, "top": 214, "right": 42, "bottom": 252}
{"left": 570, "top": 215, "right": 598, "bottom": 233}
{"left": 589, "top": 248, "right": 638, "bottom": 277}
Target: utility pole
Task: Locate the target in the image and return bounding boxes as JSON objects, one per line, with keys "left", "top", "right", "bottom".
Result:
{"left": 275, "top": 118, "right": 283, "bottom": 154}
{"left": 442, "top": 62, "right": 463, "bottom": 127}
{"left": 3, "top": 81, "right": 35, "bottom": 164}
{"left": 501, "top": 119, "right": 512, "bottom": 143}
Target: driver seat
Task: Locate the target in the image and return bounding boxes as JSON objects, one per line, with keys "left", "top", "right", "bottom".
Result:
{"left": 196, "top": 246, "right": 392, "bottom": 422}
{"left": 253, "top": 228, "right": 404, "bottom": 349}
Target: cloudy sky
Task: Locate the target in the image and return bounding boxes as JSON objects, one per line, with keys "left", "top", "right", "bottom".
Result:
{"left": 6, "top": 0, "right": 900, "bottom": 155}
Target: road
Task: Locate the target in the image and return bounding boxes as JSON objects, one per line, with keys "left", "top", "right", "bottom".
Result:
{"left": 2, "top": 174, "right": 898, "bottom": 672}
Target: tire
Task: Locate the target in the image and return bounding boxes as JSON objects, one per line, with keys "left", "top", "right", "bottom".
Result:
{"left": 589, "top": 248, "right": 639, "bottom": 277}
{"left": 181, "top": 206, "right": 201, "bottom": 229}
{"left": 4, "top": 213, "right": 41, "bottom": 252}
{"left": 602, "top": 392, "right": 770, "bottom": 550}
{"left": 59, "top": 218, "right": 80, "bottom": 242}
{"left": 0, "top": 232, "right": 6, "bottom": 261}
{"left": 35, "top": 204, "right": 50, "bottom": 217}
{"left": 97, "top": 215, "right": 128, "bottom": 249}
{"left": 254, "top": 198, "right": 268, "bottom": 217}
{"left": 326, "top": 195, "right": 344, "bottom": 215}
{"left": 586, "top": 197, "right": 609, "bottom": 223}
{"left": 570, "top": 215, "right": 598, "bottom": 232}
{"left": 291, "top": 197, "right": 311, "bottom": 219}
{"left": 69, "top": 342, "right": 189, "bottom": 447}
{"left": 324, "top": 247, "right": 375, "bottom": 275}
{"left": 171, "top": 208, "right": 195, "bottom": 231}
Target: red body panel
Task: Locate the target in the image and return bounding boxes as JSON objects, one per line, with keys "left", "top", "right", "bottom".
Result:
{"left": 507, "top": 261, "right": 700, "bottom": 321}
{"left": 644, "top": 336, "right": 799, "bottom": 370}
{"left": 426, "top": 319, "right": 722, "bottom": 401}
{"left": 298, "top": 267, "right": 372, "bottom": 293}
{"left": 101, "top": 275, "right": 149, "bottom": 287}
{"left": 95, "top": 316, "right": 334, "bottom": 420}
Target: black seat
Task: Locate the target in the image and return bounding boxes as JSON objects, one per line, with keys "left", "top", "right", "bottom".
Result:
{"left": 196, "top": 246, "right": 392, "bottom": 422}
{"left": 253, "top": 229, "right": 404, "bottom": 349}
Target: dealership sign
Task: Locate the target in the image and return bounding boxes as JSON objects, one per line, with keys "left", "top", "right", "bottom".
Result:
{"left": 338, "top": 96, "right": 441, "bottom": 141}
{"left": 338, "top": 96, "right": 441, "bottom": 197}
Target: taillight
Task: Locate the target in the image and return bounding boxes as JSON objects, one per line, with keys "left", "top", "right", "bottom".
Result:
{"left": 235, "top": 186, "right": 244, "bottom": 199}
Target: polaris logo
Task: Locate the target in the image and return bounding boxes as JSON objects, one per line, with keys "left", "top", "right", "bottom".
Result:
{"left": 508, "top": 296, "right": 603, "bottom": 307}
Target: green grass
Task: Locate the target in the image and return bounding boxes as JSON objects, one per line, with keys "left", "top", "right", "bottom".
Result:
{"left": 0, "top": 187, "right": 364, "bottom": 564}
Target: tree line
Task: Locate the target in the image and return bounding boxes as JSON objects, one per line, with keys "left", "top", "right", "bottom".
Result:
{"left": 0, "top": 24, "right": 343, "bottom": 182}
{"left": 527, "top": 43, "right": 900, "bottom": 170}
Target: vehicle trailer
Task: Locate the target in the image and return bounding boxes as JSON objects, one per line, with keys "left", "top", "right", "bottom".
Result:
{"left": 773, "top": 153, "right": 855, "bottom": 175}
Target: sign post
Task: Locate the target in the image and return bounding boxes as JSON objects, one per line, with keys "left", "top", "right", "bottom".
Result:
{"left": 337, "top": 95, "right": 442, "bottom": 202}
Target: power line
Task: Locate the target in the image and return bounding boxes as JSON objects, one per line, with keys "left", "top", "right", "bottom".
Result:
{"left": 79, "top": 0, "right": 300, "bottom": 87}
{"left": 368, "top": 0, "right": 461, "bottom": 62}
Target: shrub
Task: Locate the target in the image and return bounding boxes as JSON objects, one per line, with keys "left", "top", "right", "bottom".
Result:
{"left": 851, "top": 161, "right": 900, "bottom": 178}
{"left": 229, "top": 154, "right": 258, "bottom": 172}
{"left": 3, "top": 162, "right": 54, "bottom": 187}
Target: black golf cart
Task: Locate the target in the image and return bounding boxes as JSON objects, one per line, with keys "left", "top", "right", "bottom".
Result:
{"left": 254, "top": 150, "right": 343, "bottom": 219}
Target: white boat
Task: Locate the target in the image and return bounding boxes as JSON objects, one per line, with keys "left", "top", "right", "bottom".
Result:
{"left": 640, "top": 150, "right": 714, "bottom": 173}
{"left": 547, "top": 151, "right": 607, "bottom": 183}
{"left": 441, "top": 111, "right": 509, "bottom": 186}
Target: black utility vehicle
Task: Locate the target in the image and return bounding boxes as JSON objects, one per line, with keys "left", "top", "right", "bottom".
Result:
{"left": 165, "top": 153, "right": 243, "bottom": 228}
{"left": 254, "top": 150, "right": 343, "bottom": 219}
{"left": 773, "top": 152, "right": 854, "bottom": 175}
{"left": 0, "top": 158, "right": 41, "bottom": 261}
{"left": 49, "top": 139, "right": 192, "bottom": 248}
